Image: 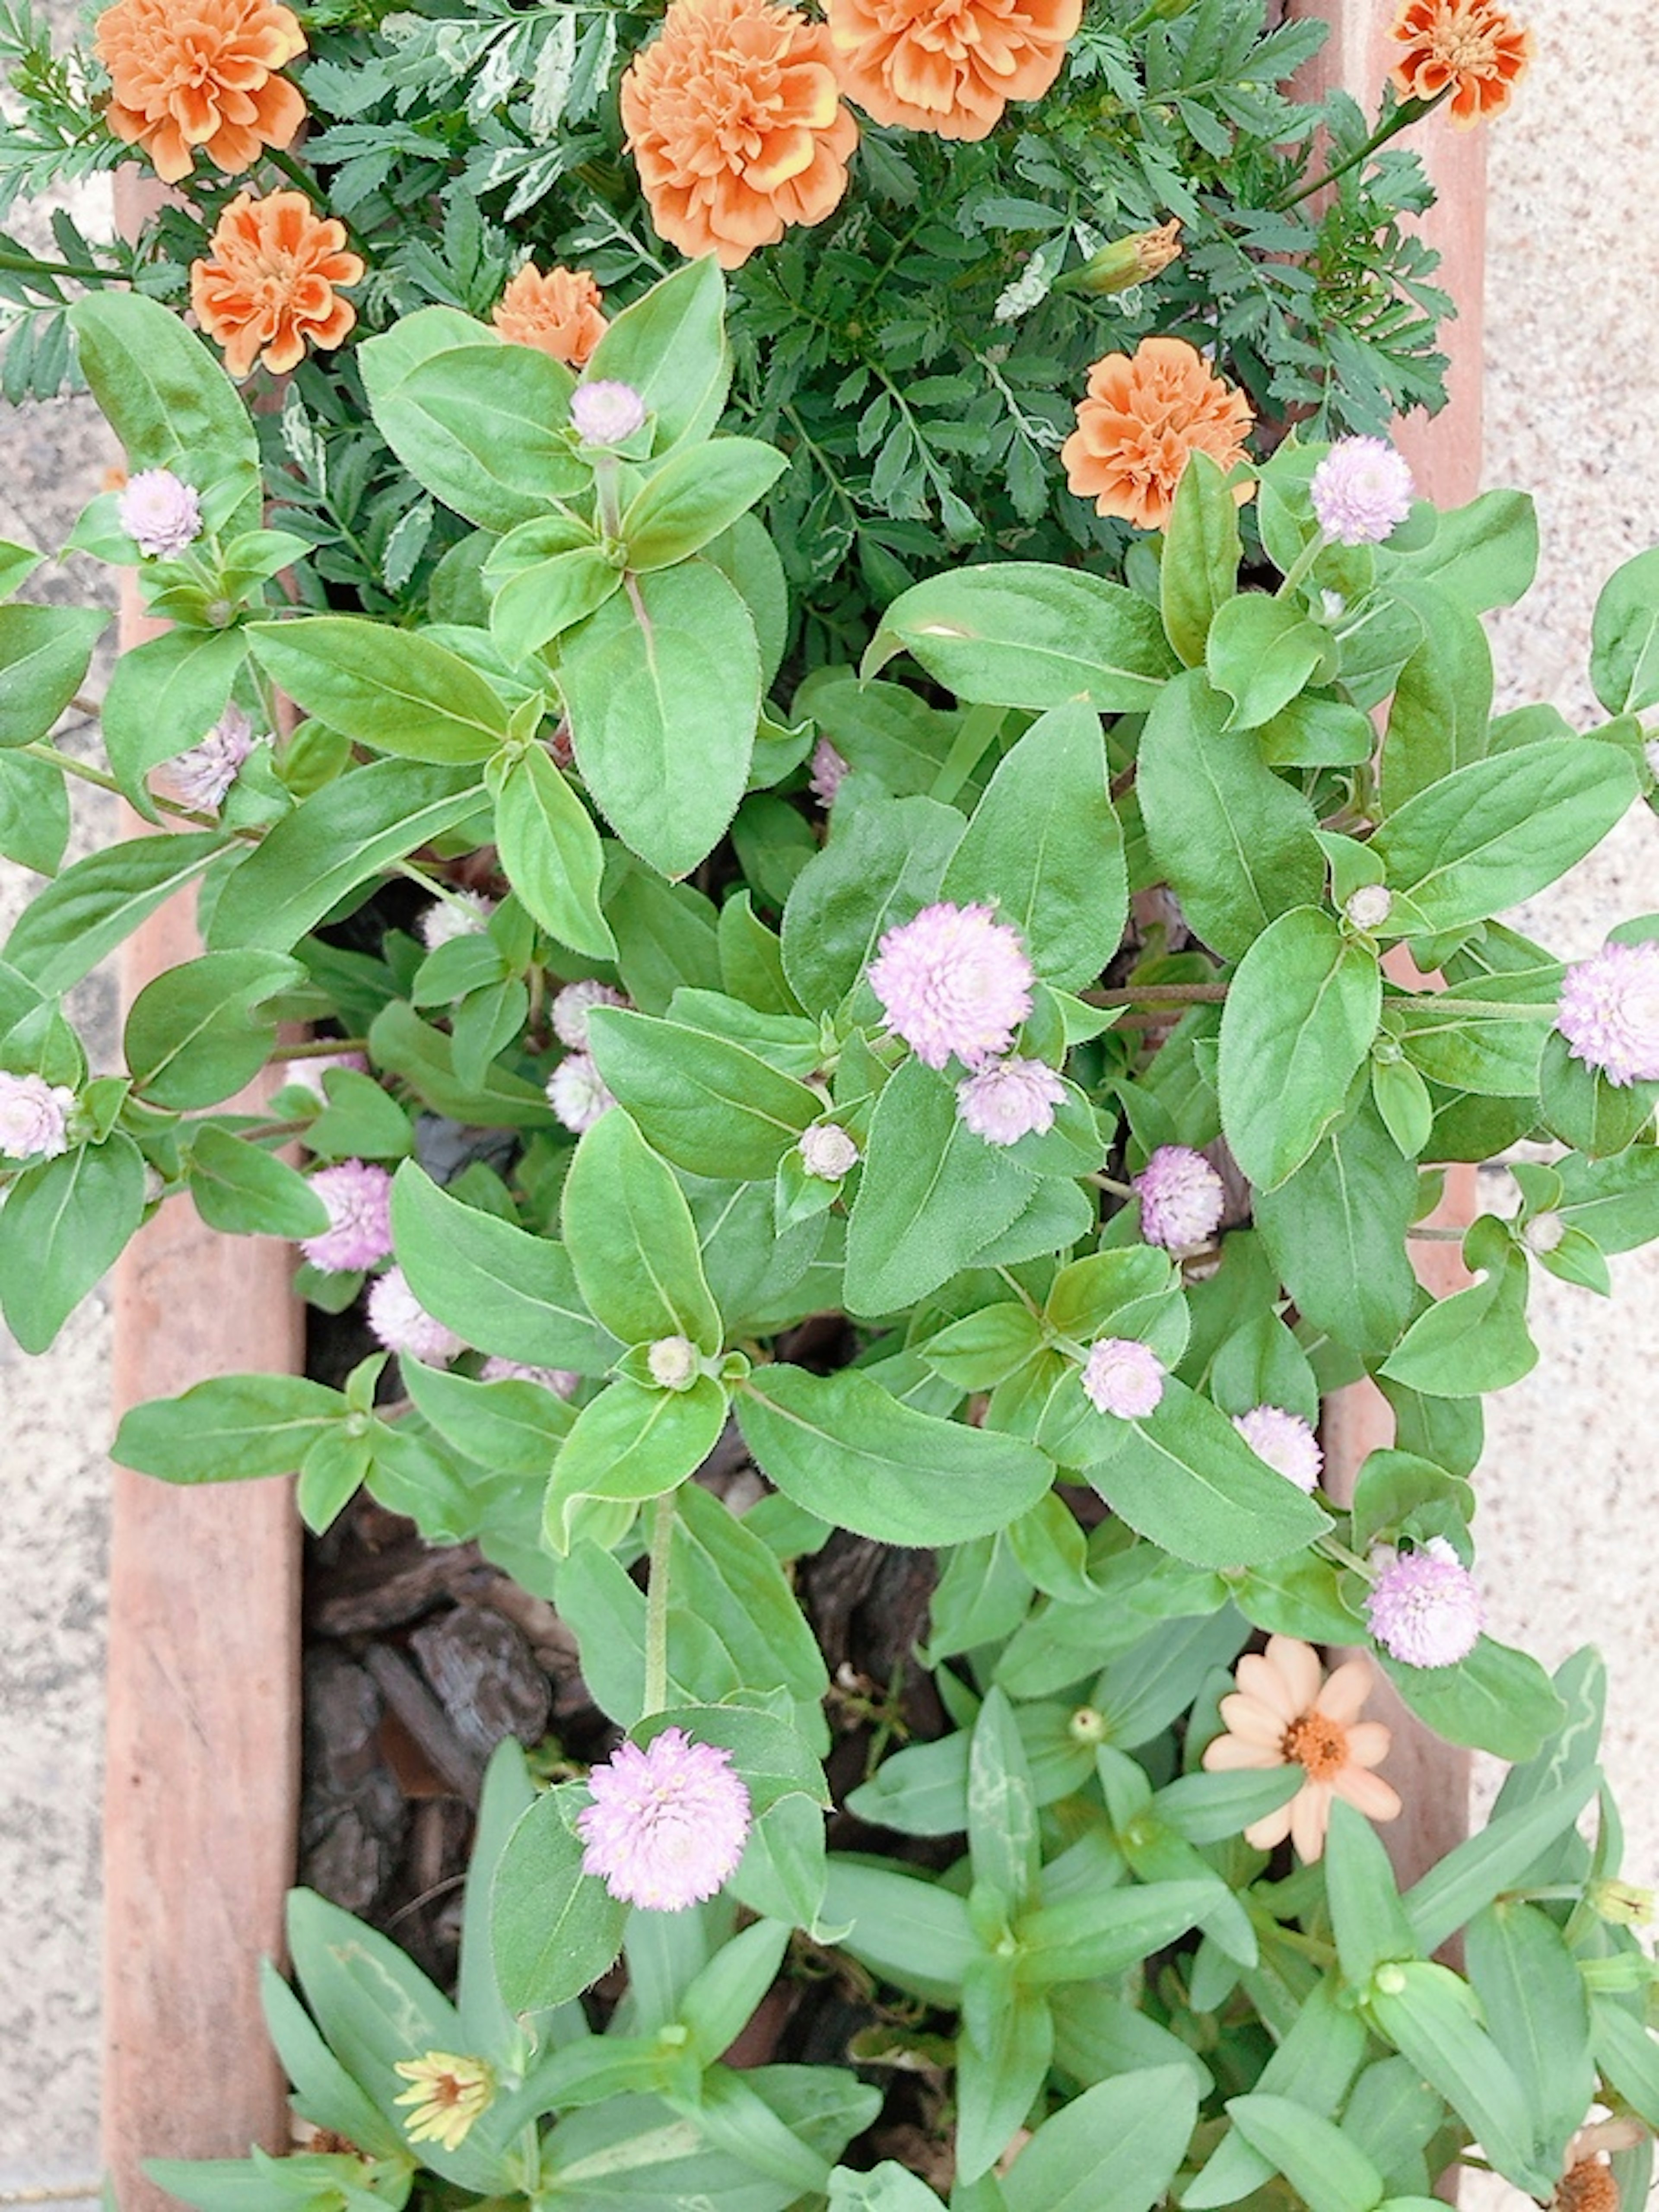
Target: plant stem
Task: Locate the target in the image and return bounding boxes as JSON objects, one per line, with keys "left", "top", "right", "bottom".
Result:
{"left": 643, "top": 1490, "right": 677, "bottom": 1717}
{"left": 0, "top": 245, "right": 116, "bottom": 283}
{"left": 1271, "top": 91, "right": 1445, "bottom": 212}
{"left": 20, "top": 741, "right": 217, "bottom": 826}
{"left": 1407, "top": 1224, "right": 1466, "bottom": 1242}
{"left": 1087, "top": 981, "right": 1229, "bottom": 1007}
{"left": 1087, "top": 1170, "right": 1136, "bottom": 1199}
{"left": 1275, "top": 528, "right": 1330, "bottom": 600}
{"left": 273, "top": 1036, "right": 369, "bottom": 1059}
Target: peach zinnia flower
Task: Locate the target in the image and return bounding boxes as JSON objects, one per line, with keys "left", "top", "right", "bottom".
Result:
{"left": 95, "top": 0, "right": 307, "bottom": 185}
{"left": 191, "top": 191, "right": 365, "bottom": 379}
{"left": 492, "top": 264, "right": 608, "bottom": 368}
{"left": 620, "top": 0, "right": 858, "bottom": 269}
{"left": 1388, "top": 0, "right": 1532, "bottom": 127}
{"left": 826, "top": 0, "right": 1081, "bottom": 141}
{"left": 1062, "top": 336, "right": 1253, "bottom": 532}
{"left": 1202, "top": 1634, "right": 1401, "bottom": 1864}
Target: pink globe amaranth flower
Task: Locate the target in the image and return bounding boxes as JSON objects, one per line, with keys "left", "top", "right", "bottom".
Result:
{"left": 799, "top": 1122, "right": 859, "bottom": 1179}
{"left": 279, "top": 1049, "right": 370, "bottom": 1100}
{"left": 1081, "top": 1336, "right": 1165, "bottom": 1419}
{"left": 299, "top": 1158, "right": 394, "bottom": 1274}
{"left": 808, "top": 737, "right": 849, "bottom": 808}
{"left": 551, "top": 978, "right": 628, "bottom": 1051}
{"left": 1344, "top": 883, "right": 1393, "bottom": 931}
{"left": 956, "top": 1055, "right": 1068, "bottom": 1146}
{"left": 118, "top": 467, "right": 202, "bottom": 558}
{"left": 1232, "top": 1404, "right": 1323, "bottom": 1494}
{"left": 418, "top": 889, "right": 496, "bottom": 950}
{"left": 1309, "top": 436, "right": 1415, "bottom": 547}
{"left": 480, "top": 1355, "right": 580, "bottom": 1397}
{"left": 547, "top": 1050, "right": 617, "bottom": 1134}
{"left": 577, "top": 1725, "right": 752, "bottom": 1911}
{"left": 1364, "top": 1536, "right": 1483, "bottom": 1669}
{"left": 867, "top": 900, "right": 1034, "bottom": 1071}
{"left": 366, "top": 1265, "right": 465, "bottom": 1367}
{"left": 170, "top": 704, "right": 258, "bottom": 810}
{"left": 1555, "top": 939, "right": 1659, "bottom": 1087}
{"left": 0, "top": 1070, "right": 75, "bottom": 1160}
{"left": 1135, "top": 1144, "right": 1226, "bottom": 1250}
{"left": 570, "top": 379, "right": 646, "bottom": 446}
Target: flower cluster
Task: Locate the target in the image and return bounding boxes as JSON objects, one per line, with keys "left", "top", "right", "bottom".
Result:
{"left": 1365, "top": 1538, "right": 1483, "bottom": 1667}
{"left": 1554, "top": 939, "right": 1659, "bottom": 1087}
{"left": 1134, "top": 1145, "right": 1225, "bottom": 1251}
{"left": 0, "top": 1072, "right": 75, "bottom": 1161}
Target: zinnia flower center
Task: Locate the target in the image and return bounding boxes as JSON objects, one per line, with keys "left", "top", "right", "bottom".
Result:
{"left": 1281, "top": 1710, "right": 1350, "bottom": 1780}
{"left": 1554, "top": 2162, "right": 1621, "bottom": 2212}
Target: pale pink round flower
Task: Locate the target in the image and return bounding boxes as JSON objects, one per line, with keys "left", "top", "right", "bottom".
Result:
{"left": 0, "top": 1070, "right": 75, "bottom": 1160}
{"left": 280, "top": 1049, "right": 369, "bottom": 1100}
{"left": 1135, "top": 1144, "right": 1225, "bottom": 1250}
{"left": 577, "top": 1725, "right": 752, "bottom": 1911}
{"left": 1232, "top": 1405, "right": 1323, "bottom": 1494}
{"left": 647, "top": 1334, "right": 699, "bottom": 1389}
{"left": 546, "top": 1050, "right": 617, "bottom": 1133}
{"left": 1309, "top": 436, "right": 1414, "bottom": 547}
{"left": 1365, "top": 1537, "right": 1482, "bottom": 1669}
{"left": 367, "top": 1265, "right": 465, "bottom": 1367}
{"left": 299, "top": 1159, "right": 394, "bottom": 1274}
{"left": 118, "top": 467, "right": 202, "bottom": 558}
{"left": 799, "top": 1122, "right": 859, "bottom": 1179}
{"left": 571, "top": 380, "right": 646, "bottom": 446}
{"left": 868, "top": 901, "right": 1034, "bottom": 1071}
{"left": 480, "top": 1355, "right": 580, "bottom": 1397}
{"left": 1081, "top": 1336, "right": 1165, "bottom": 1419}
{"left": 551, "top": 978, "right": 628, "bottom": 1051}
{"left": 956, "top": 1056, "right": 1068, "bottom": 1146}
{"left": 1555, "top": 939, "right": 1659, "bottom": 1087}
{"left": 170, "top": 704, "right": 258, "bottom": 810}
{"left": 418, "top": 890, "right": 496, "bottom": 950}
{"left": 808, "top": 737, "right": 849, "bottom": 808}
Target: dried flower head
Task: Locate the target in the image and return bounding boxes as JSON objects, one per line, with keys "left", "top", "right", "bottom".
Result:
{"left": 800, "top": 1122, "right": 860, "bottom": 1179}
{"left": 1232, "top": 1405, "right": 1323, "bottom": 1494}
{"left": 418, "top": 890, "right": 496, "bottom": 950}
{"left": 492, "top": 263, "right": 608, "bottom": 367}
{"left": 480, "top": 1356, "right": 581, "bottom": 1397}
{"left": 577, "top": 1725, "right": 753, "bottom": 1910}
{"left": 620, "top": 0, "right": 858, "bottom": 268}
{"left": 547, "top": 1051, "right": 618, "bottom": 1134}
{"left": 826, "top": 0, "right": 1080, "bottom": 141}
{"left": 956, "top": 1056, "right": 1068, "bottom": 1146}
{"left": 1081, "top": 1336, "right": 1165, "bottom": 1420}
{"left": 809, "top": 737, "right": 850, "bottom": 808}
{"left": 366, "top": 1267, "right": 465, "bottom": 1367}
{"left": 1061, "top": 219, "right": 1184, "bottom": 298}
{"left": 95, "top": 0, "right": 306, "bottom": 184}
{"left": 1203, "top": 1634, "right": 1401, "bottom": 1862}
{"left": 299, "top": 1160, "right": 394, "bottom": 1275}
{"left": 1135, "top": 1144, "right": 1225, "bottom": 1251}
{"left": 117, "top": 468, "right": 203, "bottom": 559}
{"left": 279, "top": 1050, "right": 369, "bottom": 1100}
{"left": 551, "top": 979, "right": 629, "bottom": 1051}
{"left": 1062, "top": 336, "right": 1253, "bottom": 531}
{"left": 1364, "top": 1537, "right": 1483, "bottom": 1668}
{"left": 1310, "top": 436, "right": 1415, "bottom": 546}
{"left": 1555, "top": 939, "right": 1659, "bottom": 1087}
{"left": 0, "top": 1071, "right": 75, "bottom": 1161}
{"left": 1389, "top": 0, "right": 1532, "bottom": 125}
{"left": 569, "top": 380, "right": 648, "bottom": 447}
{"left": 169, "top": 705, "right": 259, "bottom": 812}
{"left": 191, "top": 190, "right": 365, "bottom": 379}
{"left": 392, "top": 2051, "right": 495, "bottom": 2153}
{"left": 868, "top": 901, "right": 1034, "bottom": 1071}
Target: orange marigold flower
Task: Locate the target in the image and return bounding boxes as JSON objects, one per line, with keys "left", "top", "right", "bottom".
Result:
{"left": 620, "top": 0, "right": 858, "bottom": 270}
{"left": 826, "top": 0, "right": 1080, "bottom": 141}
{"left": 1060, "top": 335, "right": 1253, "bottom": 532}
{"left": 95, "top": 0, "right": 307, "bottom": 186}
{"left": 191, "top": 191, "right": 364, "bottom": 380}
{"left": 1388, "top": 0, "right": 1532, "bottom": 126}
{"left": 493, "top": 264, "right": 609, "bottom": 368}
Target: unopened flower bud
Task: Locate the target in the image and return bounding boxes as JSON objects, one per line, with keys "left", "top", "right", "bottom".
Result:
{"left": 800, "top": 1122, "right": 859, "bottom": 1180}
{"left": 1523, "top": 1210, "right": 1566, "bottom": 1255}
{"left": 1345, "top": 882, "right": 1393, "bottom": 931}
{"left": 1590, "top": 1878, "right": 1655, "bottom": 1926}
{"left": 1371, "top": 1961, "right": 1408, "bottom": 1997}
{"left": 570, "top": 379, "right": 646, "bottom": 446}
{"left": 1068, "top": 1705, "right": 1107, "bottom": 1744}
{"left": 1055, "top": 218, "right": 1182, "bottom": 298}
{"left": 647, "top": 1334, "right": 698, "bottom": 1390}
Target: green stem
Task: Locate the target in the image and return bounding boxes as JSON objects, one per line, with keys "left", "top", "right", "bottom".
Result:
{"left": 1275, "top": 528, "right": 1330, "bottom": 600}
{"left": 0, "top": 246, "right": 118, "bottom": 284}
{"left": 1271, "top": 91, "right": 1446, "bottom": 212}
{"left": 643, "top": 1491, "right": 677, "bottom": 1717}
{"left": 1087, "top": 981, "right": 1229, "bottom": 1007}
{"left": 20, "top": 742, "right": 217, "bottom": 826}
{"left": 931, "top": 705, "right": 1005, "bottom": 806}
{"left": 1087, "top": 1170, "right": 1136, "bottom": 1200}
{"left": 1395, "top": 996, "right": 1555, "bottom": 1020}
{"left": 274, "top": 1036, "right": 369, "bottom": 1059}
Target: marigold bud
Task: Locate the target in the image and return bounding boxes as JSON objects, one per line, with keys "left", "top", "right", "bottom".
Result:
{"left": 1055, "top": 218, "right": 1182, "bottom": 297}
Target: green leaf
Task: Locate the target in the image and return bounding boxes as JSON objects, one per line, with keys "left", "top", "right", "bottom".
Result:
{"left": 70, "top": 292, "right": 258, "bottom": 510}
{"left": 1377, "top": 588, "right": 1494, "bottom": 812}
{"left": 543, "top": 1375, "right": 727, "bottom": 1549}
{"left": 1590, "top": 545, "right": 1659, "bottom": 715}
{"left": 1016, "top": 1877, "right": 1216, "bottom": 1988}
{"left": 941, "top": 702, "right": 1126, "bottom": 989}
{"left": 968, "top": 1686, "right": 1041, "bottom": 1911}
{"left": 368, "top": 1001, "right": 550, "bottom": 1127}
{"left": 1465, "top": 1900, "right": 1593, "bottom": 2170}
{"left": 489, "top": 544, "right": 622, "bottom": 664}
{"left": 207, "top": 760, "right": 483, "bottom": 952}
{"left": 1386, "top": 489, "right": 1538, "bottom": 614}
{"left": 1324, "top": 1799, "right": 1417, "bottom": 1988}
{"left": 1001, "top": 2066, "right": 1198, "bottom": 2212}
{"left": 1137, "top": 669, "right": 1324, "bottom": 961}
{"left": 737, "top": 1362, "right": 1052, "bottom": 1545}
{"left": 0, "top": 746, "right": 69, "bottom": 876}
{"left": 560, "top": 1108, "right": 721, "bottom": 1351}
{"left": 1224, "top": 2096, "right": 1384, "bottom": 2212}
{"left": 1363, "top": 1960, "right": 1551, "bottom": 2193}
{"left": 1219, "top": 907, "right": 1379, "bottom": 1189}
{"left": 1380, "top": 1634, "right": 1565, "bottom": 1762}
{"left": 585, "top": 1007, "right": 820, "bottom": 1179}
{"left": 390, "top": 1162, "right": 616, "bottom": 1371}
{"left": 1257, "top": 691, "right": 1376, "bottom": 769}
{"left": 780, "top": 793, "right": 962, "bottom": 1016}
{"left": 3, "top": 831, "right": 226, "bottom": 995}
{"left": 956, "top": 1956, "right": 1053, "bottom": 2183}
{"left": 124, "top": 951, "right": 303, "bottom": 1109}
{"left": 1161, "top": 451, "right": 1241, "bottom": 667}
{"left": 302, "top": 1068, "right": 413, "bottom": 1163}
{"left": 0, "top": 604, "right": 109, "bottom": 750}
{"left": 673, "top": 1481, "right": 829, "bottom": 1732}
{"left": 1205, "top": 596, "right": 1325, "bottom": 731}
{"left": 583, "top": 258, "right": 731, "bottom": 453}
{"left": 186, "top": 1125, "right": 329, "bottom": 1239}
{"left": 112, "top": 1373, "right": 345, "bottom": 1483}
{"left": 1380, "top": 1217, "right": 1535, "bottom": 1396}
{"left": 401, "top": 1359, "right": 572, "bottom": 1478}
{"left": 247, "top": 617, "right": 510, "bottom": 764}
{"left": 622, "top": 437, "right": 786, "bottom": 570}
{"left": 493, "top": 745, "right": 613, "bottom": 959}
{"left": 1255, "top": 1101, "right": 1418, "bottom": 1359}
{"left": 0, "top": 1135, "right": 146, "bottom": 1352}
{"left": 1402, "top": 1772, "right": 1598, "bottom": 1955}
{"left": 1591, "top": 1995, "right": 1659, "bottom": 2130}
{"left": 823, "top": 1858, "right": 979, "bottom": 2005}
{"left": 98, "top": 625, "right": 243, "bottom": 812}
{"left": 867, "top": 563, "right": 1178, "bottom": 712}
{"left": 491, "top": 1786, "right": 629, "bottom": 2010}
{"left": 1538, "top": 1027, "right": 1659, "bottom": 1157}
{"left": 558, "top": 557, "right": 759, "bottom": 880}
